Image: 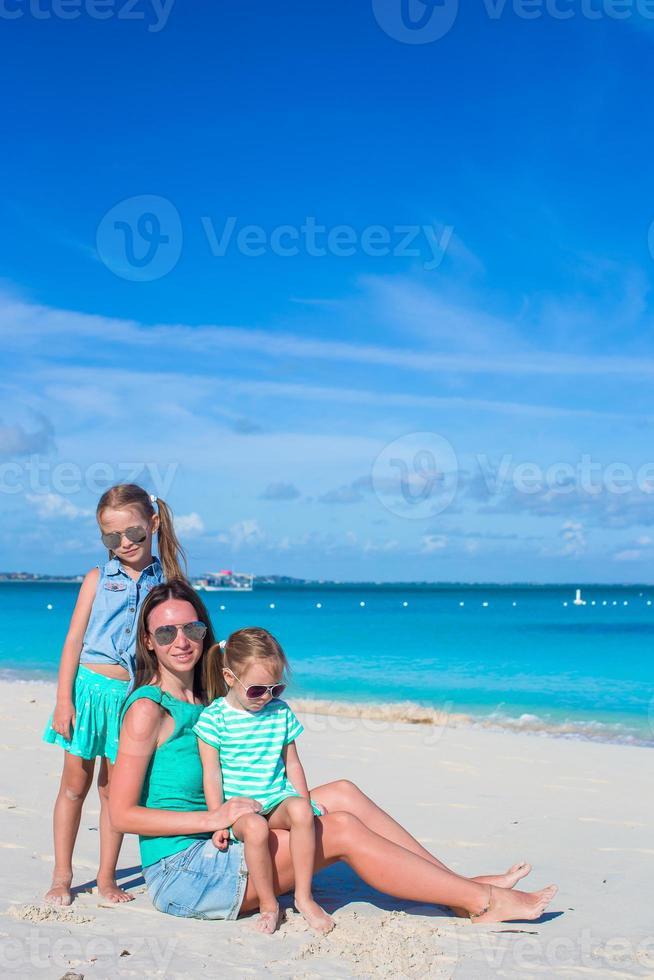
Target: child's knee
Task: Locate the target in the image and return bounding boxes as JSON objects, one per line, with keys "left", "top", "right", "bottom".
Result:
{"left": 62, "top": 774, "right": 92, "bottom": 802}
{"left": 237, "top": 812, "right": 269, "bottom": 843}
{"left": 287, "top": 797, "right": 315, "bottom": 825}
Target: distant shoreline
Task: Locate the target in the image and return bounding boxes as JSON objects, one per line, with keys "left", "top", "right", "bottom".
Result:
{"left": 0, "top": 576, "right": 652, "bottom": 589}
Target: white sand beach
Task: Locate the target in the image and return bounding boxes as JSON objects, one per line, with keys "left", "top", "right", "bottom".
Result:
{"left": 1, "top": 679, "right": 652, "bottom": 978}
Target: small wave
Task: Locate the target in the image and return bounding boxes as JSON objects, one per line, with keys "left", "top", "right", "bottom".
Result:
{"left": 289, "top": 698, "right": 653, "bottom": 748}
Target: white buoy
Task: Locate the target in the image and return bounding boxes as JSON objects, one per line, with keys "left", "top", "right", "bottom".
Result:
{"left": 612, "top": 600, "right": 617, "bottom": 606}
{"left": 459, "top": 601, "right": 464, "bottom": 607}
{"left": 563, "top": 601, "right": 568, "bottom": 607}
{"left": 360, "top": 601, "right": 365, "bottom": 608}
{"left": 220, "top": 604, "right": 226, "bottom": 611}
{"left": 46, "top": 603, "right": 53, "bottom": 610}
{"left": 602, "top": 600, "right": 607, "bottom": 606}
{"left": 623, "top": 600, "right": 628, "bottom": 606}
{"left": 402, "top": 601, "right": 408, "bottom": 607}
{"left": 269, "top": 603, "right": 275, "bottom": 609}
{"left": 573, "top": 589, "right": 586, "bottom": 606}
{"left": 316, "top": 602, "right": 322, "bottom": 609}
{"left": 648, "top": 600, "right": 652, "bottom": 606}
{"left": 512, "top": 601, "right": 517, "bottom": 607}
{"left": 591, "top": 600, "right": 596, "bottom": 606}
{"left": 482, "top": 601, "right": 489, "bottom": 608}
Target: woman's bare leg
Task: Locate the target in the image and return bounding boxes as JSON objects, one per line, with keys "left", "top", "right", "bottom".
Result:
{"left": 239, "top": 812, "right": 556, "bottom": 924}
{"left": 45, "top": 753, "right": 95, "bottom": 905}
{"left": 96, "top": 758, "right": 133, "bottom": 903}
{"left": 312, "top": 780, "right": 531, "bottom": 888}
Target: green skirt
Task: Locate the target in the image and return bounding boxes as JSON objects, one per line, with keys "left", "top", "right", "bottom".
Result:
{"left": 43, "top": 666, "right": 130, "bottom": 763}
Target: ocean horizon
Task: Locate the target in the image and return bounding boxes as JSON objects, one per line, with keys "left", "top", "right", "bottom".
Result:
{"left": 4, "top": 580, "right": 652, "bottom": 749}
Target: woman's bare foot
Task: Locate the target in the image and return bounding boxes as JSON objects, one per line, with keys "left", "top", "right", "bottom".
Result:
{"left": 44, "top": 876, "right": 73, "bottom": 906}
{"left": 96, "top": 876, "right": 134, "bottom": 903}
{"left": 253, "top": 903, "right": 281, "bottom": 934}
{"left": 470, "top": 884, "right": 558, "bottom": 924}
{"left": 474, "top": 862, "right": 532, "bottom": 889}
{"left": 295, "top": 896, "right": 335, "bottom": 935}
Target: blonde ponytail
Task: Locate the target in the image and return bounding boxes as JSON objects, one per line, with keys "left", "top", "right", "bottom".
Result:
{"left": 154, "top": 497, "right": 187, "bottom": 582}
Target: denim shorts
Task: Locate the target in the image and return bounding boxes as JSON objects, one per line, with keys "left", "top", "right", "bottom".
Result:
{"left": 142, "top": 838, "right": 248, "bottom": 920}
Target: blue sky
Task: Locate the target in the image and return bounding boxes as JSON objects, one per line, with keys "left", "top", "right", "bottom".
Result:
{"left": 2, "top": 1, "right": 654, "bottom": 581}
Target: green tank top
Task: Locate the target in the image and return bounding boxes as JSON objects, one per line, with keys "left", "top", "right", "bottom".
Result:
{"left": 120, "top": 686, "right": 211, "bottom": 868}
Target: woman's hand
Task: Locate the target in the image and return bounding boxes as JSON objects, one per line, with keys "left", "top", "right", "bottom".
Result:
{"left": 205, "top": 797, "right": 262, "bottom": 832}
{"left": 52, "top": 699, "right": 75, "bottom": 738}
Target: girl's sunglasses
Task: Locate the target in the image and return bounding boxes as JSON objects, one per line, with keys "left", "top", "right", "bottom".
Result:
{"left": 150, "top": 621, "right": 208, "bottom": 645}
{"left": 101, "top": 525, "right": 148, "bottom": 551}
{"left": 226, "top": 668, "right": 286, "bottom": 701}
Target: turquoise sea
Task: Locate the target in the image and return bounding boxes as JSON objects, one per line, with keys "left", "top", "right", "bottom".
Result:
{"left": 2, "top": 582, "right": 652, "bottom": 746}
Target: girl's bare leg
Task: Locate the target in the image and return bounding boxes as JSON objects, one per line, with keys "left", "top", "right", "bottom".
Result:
{"left": 239, "top": 812, "right": 557, "bottom": 924}
{"left": 312, "top": 780, "right": 531, "bottom": 888}
{"left": 232, "top": 813, "right": 281, "bottom": 934}
{"left": 45, "top": 753, "right": 95, "bottom": 905}
{"left": 268, "top": 798, "right": 334, "bottom": 934}
{"left": 96, "top": 758, "right": 133, "bottom": 903}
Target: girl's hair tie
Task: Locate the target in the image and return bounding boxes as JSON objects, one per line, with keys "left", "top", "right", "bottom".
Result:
{"left": 150, "top": 494, "right": 158, "bottom": 505}
{"left": 218, "top": 639, "right": 227, "bottom": 651}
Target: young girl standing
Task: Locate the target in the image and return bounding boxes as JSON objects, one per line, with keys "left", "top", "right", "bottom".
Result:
{"left": 194, "top": 628, "right": 334, "bottom": 936}
{"left": 43, "top": 483, "right": 186, "bottom": 906}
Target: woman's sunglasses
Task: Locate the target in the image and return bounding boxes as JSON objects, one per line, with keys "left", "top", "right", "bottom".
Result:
{"left": 225, "top": 668, "right": 286, "bottom": 701}
{"left": 150, "top": 621, "right": 208, "bottom": 645}
{"left": 101, "top": 525, "right": 148, "bottom": 551}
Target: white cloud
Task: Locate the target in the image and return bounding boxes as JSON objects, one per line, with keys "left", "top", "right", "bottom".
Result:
{"left": 260, "top": 482, "right": 301, "bottom": 501}
{"left": 559, "top": 520, "right": 587, "bottom": 557}
{"left": 174, "top": 512, "right": 205, "bottom": 536}
{"left": 217, "top": 519, "right": 266, "bottom": 551}
{"left": 420, "top": 534, "right": 447, "bottom": 553}
{"left": 613, "top": 549, "right": 642, "bottom": 562}
{"left": 26, "top": 493, "right": 94, "bottom": 520}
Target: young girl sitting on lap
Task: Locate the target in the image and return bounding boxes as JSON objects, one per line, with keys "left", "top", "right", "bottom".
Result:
{"left": 194, "top": 628, "right": 333, "bottom": 936}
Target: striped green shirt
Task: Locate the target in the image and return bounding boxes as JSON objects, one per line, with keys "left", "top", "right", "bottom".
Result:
{"left": 193, "top": 698, "right": 304, "bottom": 813}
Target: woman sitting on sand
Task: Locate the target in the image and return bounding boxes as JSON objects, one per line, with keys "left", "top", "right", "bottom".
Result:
{"left": 109, "top": 580, "right": 557, "bottom": 926}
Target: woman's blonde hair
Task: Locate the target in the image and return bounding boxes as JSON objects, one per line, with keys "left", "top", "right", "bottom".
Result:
{"left": 202, "top": 629, "right": 291, "bottom": 702}
{"left": 96, "top": 483, "right": 186, "bottom": 582}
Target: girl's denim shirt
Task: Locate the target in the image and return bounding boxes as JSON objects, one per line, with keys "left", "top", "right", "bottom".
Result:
{"left": 79, "top": 556, "right": 164, "bottom": 682}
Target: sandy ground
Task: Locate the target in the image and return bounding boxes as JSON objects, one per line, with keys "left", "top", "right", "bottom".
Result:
{"left": 1, "top": 679, "right": 652, "bottom": 979}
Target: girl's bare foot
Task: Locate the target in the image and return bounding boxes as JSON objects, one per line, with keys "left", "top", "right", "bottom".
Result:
{"left": 97, "top": 876, "right": 134, "bottom": 903}
{"left": 253, "top": 903, "right": 281, "bottom": 934}
{"left": 45, "top": 876, "right": 73, "bottom": 906}
{"left": 474, "top": 862, "right": 532, "bottom": 889}
{"left": 295, "top": 896, "right": 335, "bottom": 935}
{"left": 470, "top": 884, "right": 558, "bottom": 924}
